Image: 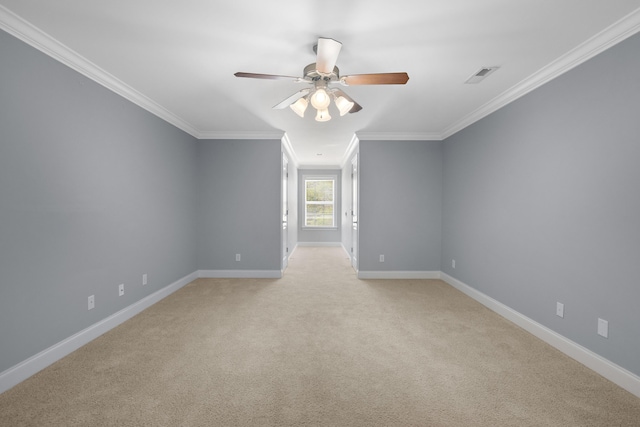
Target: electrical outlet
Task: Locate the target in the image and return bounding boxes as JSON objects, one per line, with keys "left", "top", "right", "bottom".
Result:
{"left": 452, "top": 259, "right": 456, "bottom": 269}
{"left": 597, "top": 318, "right": 608, "bottom": 338}
{"left": 235, "top": 254, "right": 241, "bottom": 262}
{"left": 379, "top": 254, "right": 384, "bottom": 262}
{"left": 556, "top": 302, "right": 564, "bottom": 318}
{"left": 142, "top": 274, "right": 147, "bottom": 285}
{"left": 88, "top": 295, "right": 95, "bottom": 310}
{"left": 118, "top": 284, "right": 124, "bottom": 297}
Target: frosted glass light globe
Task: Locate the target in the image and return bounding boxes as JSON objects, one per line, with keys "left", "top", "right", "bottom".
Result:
{"left": 310, "top": 88, "right": 331, "bottom": 110}
{"left": 315, "top": 108, "right": 331, "bottom": 122}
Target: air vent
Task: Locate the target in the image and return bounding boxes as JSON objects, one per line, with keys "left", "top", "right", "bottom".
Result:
{"left": 465, "top": 66, "right": 500, "bottom": 84}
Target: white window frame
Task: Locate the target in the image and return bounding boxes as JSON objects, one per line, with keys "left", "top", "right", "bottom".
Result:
{"left": 302, "top": 175, "right": 337, "bottom": 229}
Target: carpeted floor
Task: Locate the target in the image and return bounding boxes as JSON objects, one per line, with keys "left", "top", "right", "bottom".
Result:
{"left": 1, "top": 246, "right": 639, "bottom": 426}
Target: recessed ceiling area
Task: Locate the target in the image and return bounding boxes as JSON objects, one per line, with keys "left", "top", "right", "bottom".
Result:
{"left": 1, "top": 0, "right": 639, "bottom": 166}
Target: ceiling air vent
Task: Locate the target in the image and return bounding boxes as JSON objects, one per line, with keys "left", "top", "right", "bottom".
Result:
{"left": 465, "top": 66, "right": 499, "bottom": 84}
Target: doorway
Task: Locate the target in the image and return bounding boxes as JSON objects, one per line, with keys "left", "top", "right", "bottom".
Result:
{"left": 282, "top": 152, "right": 289, "bottom": 270}
{"left": 351, "top": 153, "right": 358, "bottom": 271}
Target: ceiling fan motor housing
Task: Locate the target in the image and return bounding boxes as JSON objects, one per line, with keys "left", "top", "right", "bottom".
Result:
{"left": 304, "top": 63, "right": 340, "bottom": 82}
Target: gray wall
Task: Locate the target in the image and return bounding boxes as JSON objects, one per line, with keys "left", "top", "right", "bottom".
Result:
{"left": 4, "top": 15, "right": 639, "bottom": 386}
{"left": 0, "top": 30, "right": 198, "bottom": 373}
{"left": 441, "top": 32, "right": 640, "bottom": 376}
{"left": 359, "top": 140, "right": 443, "bottom": 272}
{"left": 297, "top": 169, "right": 342, "bottom": 243}
{"left": 196, "top": 139, "right": 281, "bottom": 271}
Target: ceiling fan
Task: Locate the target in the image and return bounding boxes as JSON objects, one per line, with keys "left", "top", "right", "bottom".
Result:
{"left": 234, "top": 37, "right": 409, "bottom": 122}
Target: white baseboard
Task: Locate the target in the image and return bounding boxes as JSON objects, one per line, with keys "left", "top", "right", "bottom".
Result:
{"left": 340, "top": 243, "right": 352, "bottom": 256}
{"left": 296, "top": 242, "right": 342, "bottom": 247}
{"left": 440, "top": 272, "right": 640, "bottom": 398}
{"left": 0, "top": 271, "right": 198, "bottom": 395}
{"left": 198, "top": 270, "right": 282, "bottom": 279}
{"left": 289, "top": 243, "right": 299, "bottom": 256}
{"left": 358, "top": 271, "right": 441, "bottom": 279}
{"left": 5, "top": 268, "right": 636, "bottom": 399}
{"left": 340, "top": 244, "right": 358, "bottom": 273}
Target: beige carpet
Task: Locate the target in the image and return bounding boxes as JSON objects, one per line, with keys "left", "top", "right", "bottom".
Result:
{"left": 1, "top": 246, "right": 639, "bottom": 426}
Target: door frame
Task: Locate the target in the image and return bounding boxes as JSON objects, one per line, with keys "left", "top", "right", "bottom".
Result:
{"left": 281, "top": 152, "right": 289, "bottom": 271}
{"left": 351, "top": 153, "right": 359, "bottom": 272}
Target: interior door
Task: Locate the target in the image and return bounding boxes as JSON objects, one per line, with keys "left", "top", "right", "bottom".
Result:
{"left": 282, "top": 153, "right": 289, "bottom": 270}
{"left": 351, "top": 154, "right": 358, "bottom": 271}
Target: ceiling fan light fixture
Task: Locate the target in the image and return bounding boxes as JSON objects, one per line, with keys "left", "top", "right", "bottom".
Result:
{"left": 335, "top": 96, "right": 354, "bottom": 116}
{"left": 315, "top": 108, "right": 331, "bottom": 122}
{"left": 235, "top": 37, "right": 408, "bottom": 122}
{"left": 290, "top": 97, "right": 308, "bottom": 117}
{"left": 310, "top": 88, "right": 331, "bottom": 110}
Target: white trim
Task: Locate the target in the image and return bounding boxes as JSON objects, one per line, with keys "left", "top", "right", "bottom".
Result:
{"left": 0, "top": 6, "right": 284, "bottom": 142}
{"left": 358, "top": 271, "right": 441, "bottom": 279}
{"left": 281, "top": 133, "right": 300, "bottom": 168}
{"left": 0, "top": 6, "right": 200, "bottom": 138}
{"left": 341, "top": 242, "right": 358, "bottom": 275}
{"left": 197, "top": 131, "right": 284, "bottom": 140}
{"left": 441, "top": 8, "right": 640, "bottom": 139}
{"left": 340, "top": 133, "right": 360, "bottom": 169}
{"left": 4, "top": 267, "right": 637, "bottom": 399}
{"left": 298, "top": 164, "right": 342, "bottom": 170}
{"left": 2, "top": 5, "right": 639, "bottom": 143}
{"left": 198, "top": 270, "right": 282, "bottom": 279}
{"left": 302, "top": 174, "right": 338, "bottom": 229}
{"left": 300, "top": 227, "right": 339, "bottom": 231}
{"left": 296, "top": 242, "right": 342, "bottom": 247}
{"left": 356, "top": 132, "right": 443, "bottom": 141}
{"left": 339, "top": 244, "right": 351, "bottom": 256}
{"left": 0, "top": 271, "right": 198, "bottom": 395}
{"left": 289, "top": 243, "right": 299, "bottom": 256}
{"left": 440, "top": 272, "right": 640, "bottom": 398}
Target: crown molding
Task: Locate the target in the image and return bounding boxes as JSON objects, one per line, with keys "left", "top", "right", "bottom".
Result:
{"left": 441, "top": 7, "right": 640, "bottom": 139}
{"left": 0, "top": 5, "right": 200, "bottom": 138}
{"left": 197, "top": 130, "right": 285, "bottom": 140}
{"left": 340, "top": 133, "right": 360, "bottom": 168}
{"left": 298, "top": 164, "right": 342, "bottom": 170}
{"left": 355, "top": 131, "right": 443, "bottom": 141}
{"left": 4, "top": 4, "right": 639, "bottom": 145}
{"left": 281, "top": 133, "right": 300, "bottom": 168}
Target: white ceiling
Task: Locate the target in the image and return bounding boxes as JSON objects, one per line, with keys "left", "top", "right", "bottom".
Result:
{"left": 2, "top": 1, "right": 640, "bottom": 167}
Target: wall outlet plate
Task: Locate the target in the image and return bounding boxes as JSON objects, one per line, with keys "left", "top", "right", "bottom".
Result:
{"left": 379, "top": 254, "right": 384, "bottom": 262}
{"left": 452, "top": 259, "right": 456, "bottom": 269}
{"left": 142, "top": 274, "right": 147, "bottom": 285}
{"left": 598, "top": 318, "right": 608, "bottom": 338}
{"left": 88, "top": 295, "right": 95, "bottom": 310}
{"left": 235, "top": 254, "right": 241, "bottom": 262}
{"left": 556, "top": 302, "right": 564, "bottom": 318}
{"left": 118, "top": 284, "right": 124, "bottom": 297}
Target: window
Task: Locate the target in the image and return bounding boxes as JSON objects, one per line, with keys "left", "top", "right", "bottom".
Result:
{"left": 304, "top": 177, "right": 335, "bottom": 228}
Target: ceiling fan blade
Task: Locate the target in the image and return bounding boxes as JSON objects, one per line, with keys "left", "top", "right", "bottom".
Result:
{"left": 341, "top": 72, "right": 409, "bottom": 85}
{"left": 349, "top": 103, "right": 363, "bottom": 113}
{"left": 315, "top": 37, "right": 342, "bottom": 74}
{"left": 272, "top": 88, "right": 311, "bottom": 109}
{"left": 234, "top": 72, "right": 301, "bottom": 81}
{"left": 331, "top": 88, "right": 362, "bottom": 113}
